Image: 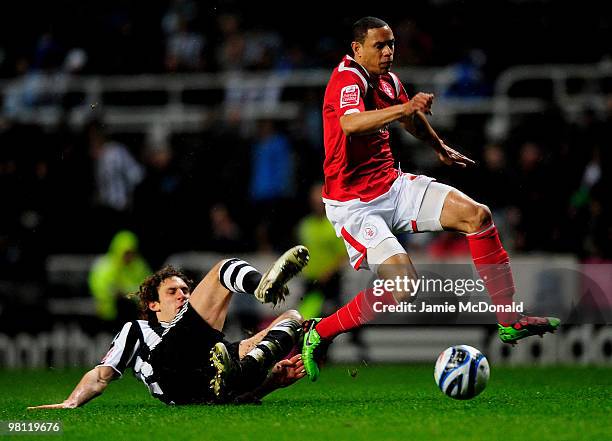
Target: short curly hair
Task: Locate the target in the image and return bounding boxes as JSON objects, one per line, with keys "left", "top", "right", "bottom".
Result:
{"left": 352, "top": 17, "right": 389, "bottom": 44}
{"left": 135, "top": 265, "right": 193, "bottom": 323}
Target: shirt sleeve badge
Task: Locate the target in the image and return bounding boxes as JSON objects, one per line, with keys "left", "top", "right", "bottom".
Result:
{"left": 340, "top": 84, "right": 360, "bottom": 108}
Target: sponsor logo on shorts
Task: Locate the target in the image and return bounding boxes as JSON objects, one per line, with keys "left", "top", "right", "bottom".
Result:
{"left": 381, "top": 81, "right": 395, "bottom": 99}
{"left": 340, "top": 84, "right": 360, "bottom": 108}
{"left": 364, "top": 223, "right": 378, "bottom": 239}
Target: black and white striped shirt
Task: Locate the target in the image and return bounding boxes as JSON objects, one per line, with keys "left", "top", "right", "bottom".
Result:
{"left": 97, "top": 320, "right": 167, "bottom": 398}
{"left": 94, "top": 141, "right": 144, "bottom": 211}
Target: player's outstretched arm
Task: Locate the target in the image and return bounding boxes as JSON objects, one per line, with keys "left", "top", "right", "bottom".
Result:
{"left": 27, "top": 366, "right": 117, "bottom": 409}
{"left": 340, "top": 93, "right": 433, "bottom": 136}
{"left": 401, "top": 111, "right": 475, "bottom": 168}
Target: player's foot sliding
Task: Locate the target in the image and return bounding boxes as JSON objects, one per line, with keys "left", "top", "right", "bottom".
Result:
{"left": 498, "top": 315, "right": 561, "bottom": 345}
{"left": 302, "top": 289, "right": 397, "bottom": 382}
{"left": 302, "top": 318, "right": 330, "bottom": 382}
{"left": 255, "top": 245, "right": 310, "bottom": 306}
{"left": 210, "top": 341, "right": 235, "bottom": 399}
{"left": 210, "top": 319, "right": 303, "bottom": 400}
{"left": 219, "top": 245, "right": 309, "bottom": 307}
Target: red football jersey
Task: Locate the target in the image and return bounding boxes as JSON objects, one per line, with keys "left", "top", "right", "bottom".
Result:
{"left": 322, "top": 55, "right": 410, "bottom": 202}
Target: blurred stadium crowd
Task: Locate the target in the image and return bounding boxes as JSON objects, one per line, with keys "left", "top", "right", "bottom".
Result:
{"left": 0, "top": 0, "right": 611, "bottom": 333}
{"left": 2, "top": 0, "right": 610, "bottom": 76}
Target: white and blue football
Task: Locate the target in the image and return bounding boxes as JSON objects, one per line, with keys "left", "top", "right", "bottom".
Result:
{"left": 434, "top": 345, "right": 490, "bottom": 400}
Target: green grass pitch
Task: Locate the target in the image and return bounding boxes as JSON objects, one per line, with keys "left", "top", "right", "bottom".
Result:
{"left": 1, "top": 365, "right": 611, "bottom": 441}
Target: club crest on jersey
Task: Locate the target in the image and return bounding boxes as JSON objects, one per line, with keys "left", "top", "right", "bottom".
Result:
{"left": 381, "top": 81, "right": 395, "bottom": 99}
{"left": 363, "top": 223, "right": 378, "bottom": 240}
{"left": 340, "top": 84, "right": 360, "bottom": 108}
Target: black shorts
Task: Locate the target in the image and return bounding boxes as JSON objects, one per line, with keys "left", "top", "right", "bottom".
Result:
{"left": 148, "top": 302, "right": 239, "bottom": 405}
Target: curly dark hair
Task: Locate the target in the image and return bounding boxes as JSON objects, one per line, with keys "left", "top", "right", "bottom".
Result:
{"left": 135, "top": 265, "right": 193, "bottom": 323}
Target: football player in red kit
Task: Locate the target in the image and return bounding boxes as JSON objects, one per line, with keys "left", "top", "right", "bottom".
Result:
{"left": 302, "top": 16, "right": 560, "bottom": 381}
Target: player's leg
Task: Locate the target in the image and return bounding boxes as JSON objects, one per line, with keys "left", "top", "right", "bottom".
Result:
{"left": 313, "top": 244, "right": 416, "bottom": 337}
{"left": 189, "top": 246, "right": 310, "bottom": 331}
{"left": 210, "top": 310, "right": 303, "bottom": 398}
{"left": 303, "top": 237, "right": 413, "bottom": 381}
{"left": 430, "top": 184, "right": 519, "bottom": 322}
{"left": 237, "top": 310, "right": 302, "bottom": 378}
{"left": 302, "top": 180, "right": 430, "bottom": 381}
{"left": 436, "top": 185, "right": 560, "bottom": 343}
{"left": 437, "top": 186, "right": 491, "bottom": 234}
{"left": 238, "top": 309, "right": 303, "bottom": 357}
{"left": 187, "top": 260, "right": 235, "bottom": 332}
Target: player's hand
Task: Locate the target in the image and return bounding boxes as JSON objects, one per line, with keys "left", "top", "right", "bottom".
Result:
{"left": 436, "top": 141, "right": 476, "bottom": 168}
{"left": 269, "top": 354, "right": 306, "bottom": 388}
{"left": 27, "top": 401, "right": 77, "bottom": 410}
{"left": 406, "top": 93, "right": 434, "bottom": 116}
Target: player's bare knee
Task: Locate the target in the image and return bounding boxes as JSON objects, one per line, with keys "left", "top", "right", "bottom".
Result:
{"left": 195, "top": 260, "right": 228, "bottom": 295}
{"left": 475, "top": 204, "right": 492, "bottom": 230}
{"left": 211, "top": 260, "right": 226, "bottom": 284}
{"left": 377, "top": 259, "right": 418, "bottom": 302}
{"left": 376, "top": 253, "right": 411, "bottom": 277}
{"left": 280, "top": 309, "right": 303, "bottom": 323}
{"left": 392, "top": 290, "right": 412, "bottom": 303}
{"left": 466, "top": 204, "right": 492, "bottom": 234}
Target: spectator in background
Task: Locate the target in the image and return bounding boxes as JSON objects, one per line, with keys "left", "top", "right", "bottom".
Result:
{"left": 0, "top": 145, "right": 21, "bottom": 279}
{"left": 443, "top": 48, "right": 492, "bottom": 98}
{"left": 3, "top": 34, "right": 87, "bottom": 119}
{"left": 216, "top": 13, "right": 282, "bottom": 72}
{"left": 476, "top": 143, "right": 516, "bottom": 247}
{"left": 0, "top": 137, "right": 26, "bottom": 312}
{"left": 249, "top": 119, "right": 295, "bottom": 252}
{"left": 218, "top": 14, "right": 285, "bottom": 112}
{"left": 569, "top": 146, "right": 611, "bottom": 259}
{"left": 513, "top": 141, "right": 548, "bottom": 251}
{"left": 133, "top": 132, "right": 184, "bottom": 267}
{"left": 275, "top": 44, "right": 310, "bottom": 72}
{"left": 243, "top": 30, "right": 282, "bottom": 71}
{"left": 88, "top": 120, "right": 144, "bottom": 242}
{"left": 208, "top": 203, "right": 245, "bottom": 253}
{"left": 162, "top": 0, "right": 199, "bottom": 35}
{"left": 164, "top": 17, "right": 206, "bottom": 72}
{"left": 88, "top": 230, "right": 151, "bottom": 327}
{"left": 250, "top": 120, "right": 294, "bottom": 202}
{"left": 0, "top": 123, "right": 64, "bottom": 280}
{"left": 203, "top": 112, "right": 251, "bottom": 206}
{"left": 570, "top": 146, "right": 602, "bottom": 213}
{"left": 479, "top": 144, "right": 512, "bottom": 208}
{"left": 290, "top": 88, "right": 326, "bottom": 198}
{"left": 216, "top": 14, "right": 247, "bottom": 72}
{"left": 393, "top": 18, "right": 433, "bottom": 67}
{"left": 102, "top": 10, "right": 142, "bottom": 74}
{"left": 0, "top": 47, "right": 6, "bottom": 75}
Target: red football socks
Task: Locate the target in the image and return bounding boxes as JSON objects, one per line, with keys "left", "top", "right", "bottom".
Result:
{"left": 315, "top": 288, "right": 397, "bottom": 340}
{"left": 466, "top": 223, "right": 518, "bottom": 324}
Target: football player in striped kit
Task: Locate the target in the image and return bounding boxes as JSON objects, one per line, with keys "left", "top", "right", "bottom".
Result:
{"left": 28, "top": 246, "right": 310, "bottom": 408}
